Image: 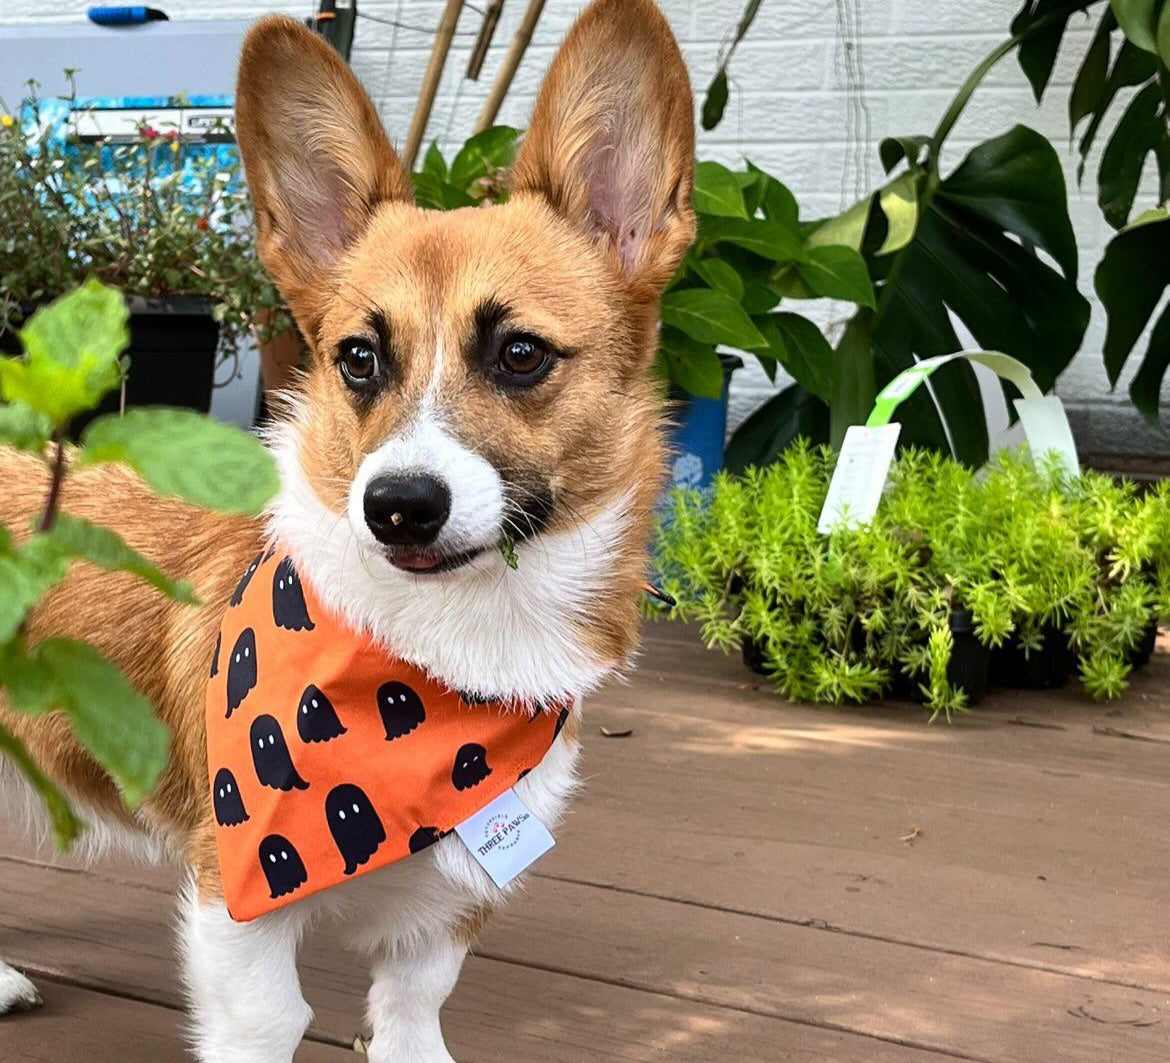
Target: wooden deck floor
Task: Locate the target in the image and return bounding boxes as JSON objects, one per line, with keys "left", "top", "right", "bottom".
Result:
{"left": 2, "top": 620, "right": 1169, "bottom": 1061}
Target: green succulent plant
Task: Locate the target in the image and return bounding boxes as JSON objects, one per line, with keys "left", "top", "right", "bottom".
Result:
{"left": 654, "top": 443, "right": 1166, "bottom": 719}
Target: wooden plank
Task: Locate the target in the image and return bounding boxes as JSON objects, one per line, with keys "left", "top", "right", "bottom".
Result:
{"left": 0, "top": 978, "right": 352, "bottom": 1062}
{"left": 533, "top": 639, "right": 1170, "bottom": 992}
{"left": 3, "top": 853, "right": 1166, "bottom": 1063}
{"left": 0, "top": 857, "right": 946, "bottom": 1063}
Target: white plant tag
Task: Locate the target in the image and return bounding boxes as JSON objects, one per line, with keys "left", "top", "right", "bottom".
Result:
{"left": 1014, "top": 396, "right": 1079, "bottom": 479}
{"left": 455, "top": 788, "right": 555, "bottom": 888}
{"left": 817, "top": 423, "right": 902, "bottom": 533}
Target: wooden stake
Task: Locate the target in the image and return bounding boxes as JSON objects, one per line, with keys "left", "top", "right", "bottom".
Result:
{"left": 473, "top": 0, "right": 547, "bottom": 134}
{"left": 466, "top": 0, "right": 505, "bottom": 81}
{"left": 403, "top": 0, "right": 466, "bottom": 170}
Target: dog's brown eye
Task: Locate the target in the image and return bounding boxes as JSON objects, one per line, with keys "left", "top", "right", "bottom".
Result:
{"left": 498, "top": 337, "right": 549, "bottom": 377}
{"left": 337, "top": 340, "right": 379, "bottom": 387}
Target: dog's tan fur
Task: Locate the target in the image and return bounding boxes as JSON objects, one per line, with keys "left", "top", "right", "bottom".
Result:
{"left": 1, "top": 2, "right": 693, "bottom": 1051}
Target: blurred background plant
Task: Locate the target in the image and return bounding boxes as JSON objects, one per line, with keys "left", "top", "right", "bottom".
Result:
{"left": 0, "top": 80, "right": 291, "bottom": 383}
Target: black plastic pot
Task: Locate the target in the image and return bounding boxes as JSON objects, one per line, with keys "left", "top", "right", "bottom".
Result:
{"left": 990, "top": 623, "right": 1075, "bottom": 690}
{"left": 742, "top": 635, "right": 769, "bottom": 676}
{"left": 1129, "top": 619, "right": 1159, "bottom": 671}
{"left": 2, "top": 295, "right": 219, "bottom": 434}
{"left": 897, "top": 609, "right": 990, "bottom": 706}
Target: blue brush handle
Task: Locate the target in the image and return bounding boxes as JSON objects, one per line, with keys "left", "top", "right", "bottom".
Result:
{"left": 88, "top": 7, "right": 168, "bottom": 25}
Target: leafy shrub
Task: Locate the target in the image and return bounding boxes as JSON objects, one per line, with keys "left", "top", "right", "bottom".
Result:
{"left": 654, "top": 445, "right": 1168, "bottom": 718}
{"left": 0, "top": 281, "right": 277, "bottom": 843}
{"left": 0, "top": 84, "right": 291, "bottom": 376}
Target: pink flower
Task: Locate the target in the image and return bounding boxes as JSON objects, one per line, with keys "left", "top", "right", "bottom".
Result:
{"left": 140, "top": 125, "right": 159, "bottom": 140}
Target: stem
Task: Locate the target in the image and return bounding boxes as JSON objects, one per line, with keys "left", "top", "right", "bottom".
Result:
{"left": 38, "top": 437, "right": 66, "bottom": 533}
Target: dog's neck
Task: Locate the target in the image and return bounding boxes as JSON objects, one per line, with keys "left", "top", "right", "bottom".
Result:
{"left": 264, "top": 420, "right": 631, "bottom": 703}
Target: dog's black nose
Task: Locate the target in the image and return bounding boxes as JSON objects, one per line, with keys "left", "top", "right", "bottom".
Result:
{"left": 363, "top": 474, "right": 451, "bottom": 547}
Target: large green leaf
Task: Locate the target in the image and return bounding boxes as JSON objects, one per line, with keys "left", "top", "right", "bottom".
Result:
{"left": 448, "top": 126, "right": 520, "bottom": 191}
{"left": 691, "top": 257, "right": 745, "bottom": 299}
{"left": 39, "top": 515, "right": 197, "bottom": 603}
{"left": 693, "top": 161, "right": 748, "bottom": 219}
{"left": 1095, "top": 208, "right": 1170, "bottom": 389}
{"left": 745, "top": 162, "right": 799, "bottom": 229}
{"left": 1098, "top": 82, "right": 1165, "bottom": 229}
{"left": 1077, "top": 40, "right": 1158, "bottom": 177}
{"left": 0, "top": 280, "right": 127, "bottom": 427}
{"left": 5, "top": 638, "right": 169, "bottom": 806}
{"left": 876, "top": 172, "right": 921, "bottom": 255}
{"left": 755, "top": 313, "right": 837, "bottom": 401}
{"left": 660, "top": 289, "right": 767, "bottom": 350}
{"left": 0, "top": 540, "right": 70, "bottom": 644}
{"left": 1111, "top": 0, "right": 1160, "bottom": 51}
{"left": 0, "top": 405, "right": 52, "bottom": 452}
{"left": 1069, "top": 8, "right": 1116, "bottom": 129}
{"left": 866, "top": 123, "right": 1090, "bottom": 465}
{"left": 79, "top": 408, "right": 279, "bottom": 515}
{"left": 412, "top": 173, "right": 477, "bottom": 211}
{"left": 421, "top": 140, "right": 448, "bottom": 181}
{"left": 1013, "top": 0, "right": 1092, "bottom": 102}
{"left": 658, "top": 327, "right": 725, "bottom": 400}
{"left": 725, "top": 383, "right": 828, "bottom": 473}
{"left": 942, "top": 125, "right": 1079, "bottom": 280}
{"left": 1159, "top": 0, "right": 1170, "bottom": 64}
{"left": 1129, "top": 300, "right": 1170, "bottom": 418}
{"left": 699, "top": 216, "right": 804, "bottom": 262}
{"left": 795, "top": 245, "right": 876, "bottom": 307}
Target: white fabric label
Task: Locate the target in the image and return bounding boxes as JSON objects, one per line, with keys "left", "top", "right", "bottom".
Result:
{"left": 817, "top": 423, "right": 902, "bottom": 533}
{"left": 455, "top": 788, "right": 555, "bottom": 888}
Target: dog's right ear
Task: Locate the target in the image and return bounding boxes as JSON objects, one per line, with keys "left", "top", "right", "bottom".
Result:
{"left": 234, "top": 17, "right": 411, "bottom": 339}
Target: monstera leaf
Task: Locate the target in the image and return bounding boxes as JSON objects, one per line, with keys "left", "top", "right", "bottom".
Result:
{"left": 1011, "top": 0, "right": 1170, "bottom": 422}
{"left": 827, "top": 125, "right": 1090, "bottom": 464}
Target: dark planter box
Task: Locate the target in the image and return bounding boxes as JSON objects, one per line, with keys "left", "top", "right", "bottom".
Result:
{"left": 2, "top": 295, "right": 219, "bottom": 433}
{"left": 1129, "top": 619, "right": 1159, "bottom": 671}
{"left": 989, "top": 623, "right": 1075, "bottom": 690}
{"left": 894, "top": 609, "right": 990, "bottom": 707}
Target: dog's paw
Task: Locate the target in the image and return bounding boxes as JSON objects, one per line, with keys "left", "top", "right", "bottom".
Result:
{"left": 0, "top": 960, "right": 43, "bottom": 1015}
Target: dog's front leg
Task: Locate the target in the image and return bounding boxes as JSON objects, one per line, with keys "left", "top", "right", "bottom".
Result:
{"left": 365, "top": 934, "right": 467, "bottom": 1063}
{"left": 179, "top": 885, "right": 313, "bottom": 1063}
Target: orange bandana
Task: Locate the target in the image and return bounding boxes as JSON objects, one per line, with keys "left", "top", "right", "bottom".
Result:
{"left": 206, "top": 546, "right": 567, "bottom": 921}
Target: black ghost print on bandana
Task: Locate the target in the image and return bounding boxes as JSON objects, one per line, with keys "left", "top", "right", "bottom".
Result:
{"left": 554, "top": 706, "right": 570, "bottom": 740}
{"left": 210, "top": 632, "right": 220, "bottom": 678}
{"left": 451, "top": 743, "right": 492, "bottom": 791}
{"left": 272, "top": 557, "right": 315, "bottom": 632}
{"left": 229, "top": 552, "right": 262, "bottom": 607}
{"left": 326, "top": 783, "right": 387, "bottom": 875}
{"left": 259, "top": 834, "right": 308, "bottom": 899}
{"left": 408, "top": 825, "right": 447, "bottom": 854}
{"left": 225, "top": 628, "right": 258, "bottom": 717}
{"left": 376, "top": 681, "right": 426, "bottom": 740}
{"left": 296, "top": 684, "right": 347, "bottom": 744}
{"left": 212, "top": 767, "right": 249, "bottom": 827}
{"left": 250, "top": 714, "right": 309, "bottom": 791}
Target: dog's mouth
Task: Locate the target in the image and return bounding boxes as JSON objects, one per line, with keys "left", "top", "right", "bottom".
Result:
{"left": 382, "top": 545, "right": 487, "bottom": 575}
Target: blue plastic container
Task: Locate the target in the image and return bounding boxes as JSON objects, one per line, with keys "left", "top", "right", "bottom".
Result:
{"left": 666, "top": 355, "right": 742, "bottom": 490}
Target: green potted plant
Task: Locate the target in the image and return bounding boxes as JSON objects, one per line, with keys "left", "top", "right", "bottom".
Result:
{"left": 0, "top": 87, "right": 291, "bottom": 425}
{"left": 653, "top": 443, "right": 1165, "bottom": 720}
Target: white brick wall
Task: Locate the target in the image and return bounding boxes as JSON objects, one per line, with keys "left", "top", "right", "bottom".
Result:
{"left": 0, "top": 0, "right": 1164, "bottom": 454}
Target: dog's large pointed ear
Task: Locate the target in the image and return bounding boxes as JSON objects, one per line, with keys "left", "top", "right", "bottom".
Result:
{"left": 234, "top": 17, "right": 412, "bottom": 337}
{"left": 511, "top": 0, "right": 695, "bottom": 303}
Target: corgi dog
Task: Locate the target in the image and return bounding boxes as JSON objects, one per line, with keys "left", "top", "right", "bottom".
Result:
{"left": 0, "top": 0, "right": 694, "bottom": 1059}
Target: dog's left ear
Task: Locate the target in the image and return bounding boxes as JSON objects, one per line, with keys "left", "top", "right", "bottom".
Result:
{"left": 235, "top": 16, "right": 412, "bottom": 339}
{"left": 511, "top": 0, "right": 695, "bottom": 303}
